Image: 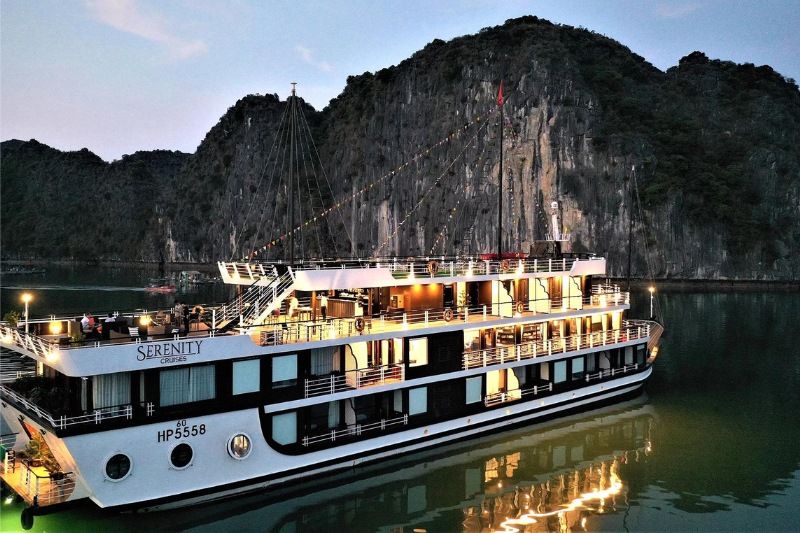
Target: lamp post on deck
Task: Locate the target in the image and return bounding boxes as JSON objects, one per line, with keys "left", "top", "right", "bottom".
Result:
{"left": 648, "top": 286, "right": 655, "bottom": 320}
{"left": 21, "top": 293, "right": 33, "bottom": 334}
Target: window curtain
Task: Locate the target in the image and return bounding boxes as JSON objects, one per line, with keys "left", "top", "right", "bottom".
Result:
{"left": 93, "top": 373, "right": 131, "bottom": 410}
{"left": 189, "top": 365, "right": 216, "bottom": 402}
{"left": 160, "top": 365, "right": 216, "bottom": 407}
{"left": 327, "top": 400, "right": 340, "bottom": 428}
{"left": 160, "top": 368, "right": 190, "bottom": 407}
{"left": 311, "top": 348, "right": 337, "bottom": 376}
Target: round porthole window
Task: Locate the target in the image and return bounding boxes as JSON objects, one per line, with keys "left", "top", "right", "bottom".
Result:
{"left": 105, "top": 453, "right": 131, "bottom": 481}
{"left": 170, "top": 443, "right": 194, "bottom": 469}
{"left": 228, "top": 433, "right": 252, "bottom": 460}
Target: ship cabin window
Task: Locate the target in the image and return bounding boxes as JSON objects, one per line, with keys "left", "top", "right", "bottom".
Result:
{"left": 408, "top": 338, "right": 428, "bottom": 367}
{"left": 308, "top": 401, "right": 341, "bottom": 432}
{"left": 232, "top": 359, "right": 260, "bottom": 395}
{"left": 571, "top": 357, "right": 585, "bottom": 380}
{"left": 586, "top": 354, "right": 597, "bottom": 374}
{"left": 553, "top": 361, "right": 567, "bottom": 384}
{"left": 636, "top": 345, "right": 646, "bottom": 365}
{"left": 465, "top": 376, "right": 482, "bottom": 404}
{"left": 408, "top": 387, "right": 428, "bottom": 415}
{"left": 496, "top": 326, "right": 516, "bottom": 348}
{"left": 93, "top": 372, "right": 131, "bottom": 411}
{"left": 159, "top": 365, "right": 216, "bottom": 407}
{"left": 272, "top": 354, "right": 298, "bottom": 388}
{"left": 464, "top": 329, "right": 481, "bottom": 352}
{"left": 272, "top": 411, "right": 297, "bottom": 445}
{"left": 310, "top": 347, "right": 340, "bottom": 376}
{"left": 624, "top": 346, "right": 634, "bottom": 366}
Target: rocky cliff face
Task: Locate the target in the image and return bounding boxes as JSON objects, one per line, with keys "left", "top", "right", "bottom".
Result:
{"left": 1, "top": 139, "right": 188, "bottom": 260}
{"left": 3, "top": 17, "right": 798, "bottom": 279}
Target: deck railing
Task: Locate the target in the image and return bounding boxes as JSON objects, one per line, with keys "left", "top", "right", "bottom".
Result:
{"left": 0, "top": 458, "right": 76, "bottom": 507}
{"left": 0, "top": 384, "right": 133, "bottom": 430}
{"left": 484, "top": 382, "right": 554, "bottom": 407}
{"left": 220, "top": 254, "right": 602, "bottom": 283}
{"left": 462, "top": 323, "right": 650, "bottom": 370}
{"left": 304, "top": 364, "right": 404, "bottom": 398}
{"left": 585, "top": 363, "right": 640, "bottom": 382}
{"left": 257, "top": 291, "right": 630, "bottom": 347}
{"left": 302, "top": 413, "right": 409, "bottom": 447}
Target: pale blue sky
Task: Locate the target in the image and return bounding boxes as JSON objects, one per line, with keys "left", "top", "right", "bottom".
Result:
{"left": 2, "top": 0, "right": 798, "bottom": 161}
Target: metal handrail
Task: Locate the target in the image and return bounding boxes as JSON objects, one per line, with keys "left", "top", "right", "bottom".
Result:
{"left": 304, "top": 363, "right": 404, "bottom": 398}
{"left": 462, "top": 323, "right": 650, "bottom": 370}
{"left": 0, "top": 384, "right": 132, "bottom": 430}
{"left": 302, "top": 413, "right": 409, "bottom": 446}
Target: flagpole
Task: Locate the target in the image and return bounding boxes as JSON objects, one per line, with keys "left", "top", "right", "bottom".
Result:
{"left": 497, "top": 81, "right": 504, "bottom": 258}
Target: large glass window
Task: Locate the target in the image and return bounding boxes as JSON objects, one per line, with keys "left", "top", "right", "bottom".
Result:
{"left": 408, "top": 338, "right": 428, "bottom": 367}
{"left": 465, "top": 376, "right": 482, "bottom": 404}
{"left": 553, "top": 361, "right": 567, "bottom": 384}
{"left": 272, "top": 411, "right": 297, "bottom": 445}
{"left": 586, "top": 354, "right": 597, "bottom": 373}
{"left": 571, "top": 357, "right": 585, "bottom": 380}
{"left": 93, "top": 373, "right": 131, "bottom": 410}
{"left": 409, "top": 387, "right": 428, "bottom": 415}
{"left": 624, "top": 346, "right": 634, "bottom": 365}
{"left": 159, "top": 365, "right": 216, "bottom": 407}
{"left": 233, "top": 359, "right": 260, "bottom": 395}
{"left": 636, "top": 345, "right": 646, "bottom": 365}
{"left": 272, "top": 354, "right": 297, "bottom": 387}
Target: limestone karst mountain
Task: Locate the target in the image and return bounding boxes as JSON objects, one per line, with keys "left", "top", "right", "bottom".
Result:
{"left": 2, "top": 16, "right": 798, "bottom": 279}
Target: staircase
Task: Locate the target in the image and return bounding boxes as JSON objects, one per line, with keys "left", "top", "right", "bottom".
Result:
{"left": 215, "top": 270, "right": 295, "bottom": 331}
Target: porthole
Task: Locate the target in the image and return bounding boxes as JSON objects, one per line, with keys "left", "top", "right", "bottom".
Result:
{"left": 104, "top": 453, "right": 132, "bottom": 481}
{"left": 170, "top": 443, "right": 194, "bottom": 469}
{"left": 228, "top": 433, "right": 252, "bottom": 460}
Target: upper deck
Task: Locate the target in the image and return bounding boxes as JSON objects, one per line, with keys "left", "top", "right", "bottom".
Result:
{"left": 218, "top": 254, "right": 606, "bottom": 288}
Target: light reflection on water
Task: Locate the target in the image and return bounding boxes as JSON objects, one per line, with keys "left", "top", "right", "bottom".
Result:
{"left": 1, "top": 271, "right": 799, "bottom": 532}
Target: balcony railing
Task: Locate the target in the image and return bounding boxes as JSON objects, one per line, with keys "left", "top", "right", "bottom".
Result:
{"left": 584, "top": 363, "right": 641, "bottom": 382}
{"left": 484, "top": 382, "right": 554, "bottom": 407}
{"left": 257, "top": 292, "right": 630, "bottom": 347}
{"left": 463, "top": 323, "right": 651, "bottom": 370}
{"left": 482, "top": 362, "right": 644, "bottom": 408}
{"left": 0, "top": 384, "right": 133, "bottom": 430}
{"left": 302, "top": 413, "right": 409, "bottom": 447}
{"left": 304, "top": 364, "right": 404, "bottom": 398}
{"left": 0, "top": 458, "right": 76, "bottom": 507}
{"left": 220, "top": 253, "right": 602, "bottom": 284}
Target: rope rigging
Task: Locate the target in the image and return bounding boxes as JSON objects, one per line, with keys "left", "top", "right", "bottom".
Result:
{"left": 373, "top": 112, "right": 495, "bottom": 255}
{"left": 244, "top": 103, "right": 499, "bottom": 260}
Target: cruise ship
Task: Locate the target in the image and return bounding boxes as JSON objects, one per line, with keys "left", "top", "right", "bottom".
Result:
{"left": 0, "top": 85, "right": 662, "bottom": 527}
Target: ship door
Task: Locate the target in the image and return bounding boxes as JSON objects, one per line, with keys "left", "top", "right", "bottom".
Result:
{"left": 443, "top": 284, "right": 455, "bottom": 309}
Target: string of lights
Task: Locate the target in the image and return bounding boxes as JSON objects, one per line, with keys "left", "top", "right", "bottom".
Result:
{"left": 245, "top": 106, "right": 498, "bottom": 260}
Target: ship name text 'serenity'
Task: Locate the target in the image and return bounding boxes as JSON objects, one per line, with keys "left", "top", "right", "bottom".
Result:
{"left": 136, "top": 340, "right": 203, "bottom": 364}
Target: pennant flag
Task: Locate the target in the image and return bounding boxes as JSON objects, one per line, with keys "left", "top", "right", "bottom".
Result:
{"left": 497, "top": 81, "right": 504, "bottom": 107}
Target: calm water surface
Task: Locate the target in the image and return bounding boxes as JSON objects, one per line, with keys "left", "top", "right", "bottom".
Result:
{"left": 1, "top": 268, "right": 798, "bottom": 532}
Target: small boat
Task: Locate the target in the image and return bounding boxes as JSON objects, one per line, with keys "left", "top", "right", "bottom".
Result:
{"left": 144, "top": 278, "right": 176, "bottom": 293}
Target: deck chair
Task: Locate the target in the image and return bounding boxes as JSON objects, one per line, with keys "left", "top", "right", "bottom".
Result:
{"left": 128, "top": 327, "right": 140, "bottom": 340}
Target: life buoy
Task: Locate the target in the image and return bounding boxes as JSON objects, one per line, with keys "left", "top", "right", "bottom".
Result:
{"left": 427, "top": 260, "right": 439, "bottom": 276}
{"left": 516, "top": 301, "right": 525, "bottom": 314}
{"left": 354, "top": 317, "right": 365, "bottom": 332}
{"left": 500, "top": 259, "right": 510, "bottom": 272}
{"left": 443, "top": 308, "right": 454, "bottom": 322}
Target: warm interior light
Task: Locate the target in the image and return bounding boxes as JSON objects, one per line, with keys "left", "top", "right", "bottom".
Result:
{"left": 21, "top": 293, "right": 33, "bottom": 304}
{"left": 139, "top": 315, "right": 152, "bottom": 326}
{"left": 49, "top": 321, "right": 62, "bottom": 335}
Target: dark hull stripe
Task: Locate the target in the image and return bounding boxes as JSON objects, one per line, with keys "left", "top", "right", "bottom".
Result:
{"left": 116, "top": 374, "right": 648, "bottom": 512}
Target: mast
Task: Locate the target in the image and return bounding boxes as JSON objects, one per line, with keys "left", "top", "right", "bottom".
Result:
{"left": 626, "top": 165, "right": 634, "bottom": 291}
{"left": 497, "top": 81, "right": 504, "bottom": 257}
{"left": 288, "top": 82, "right": 297, "bottom": 265}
